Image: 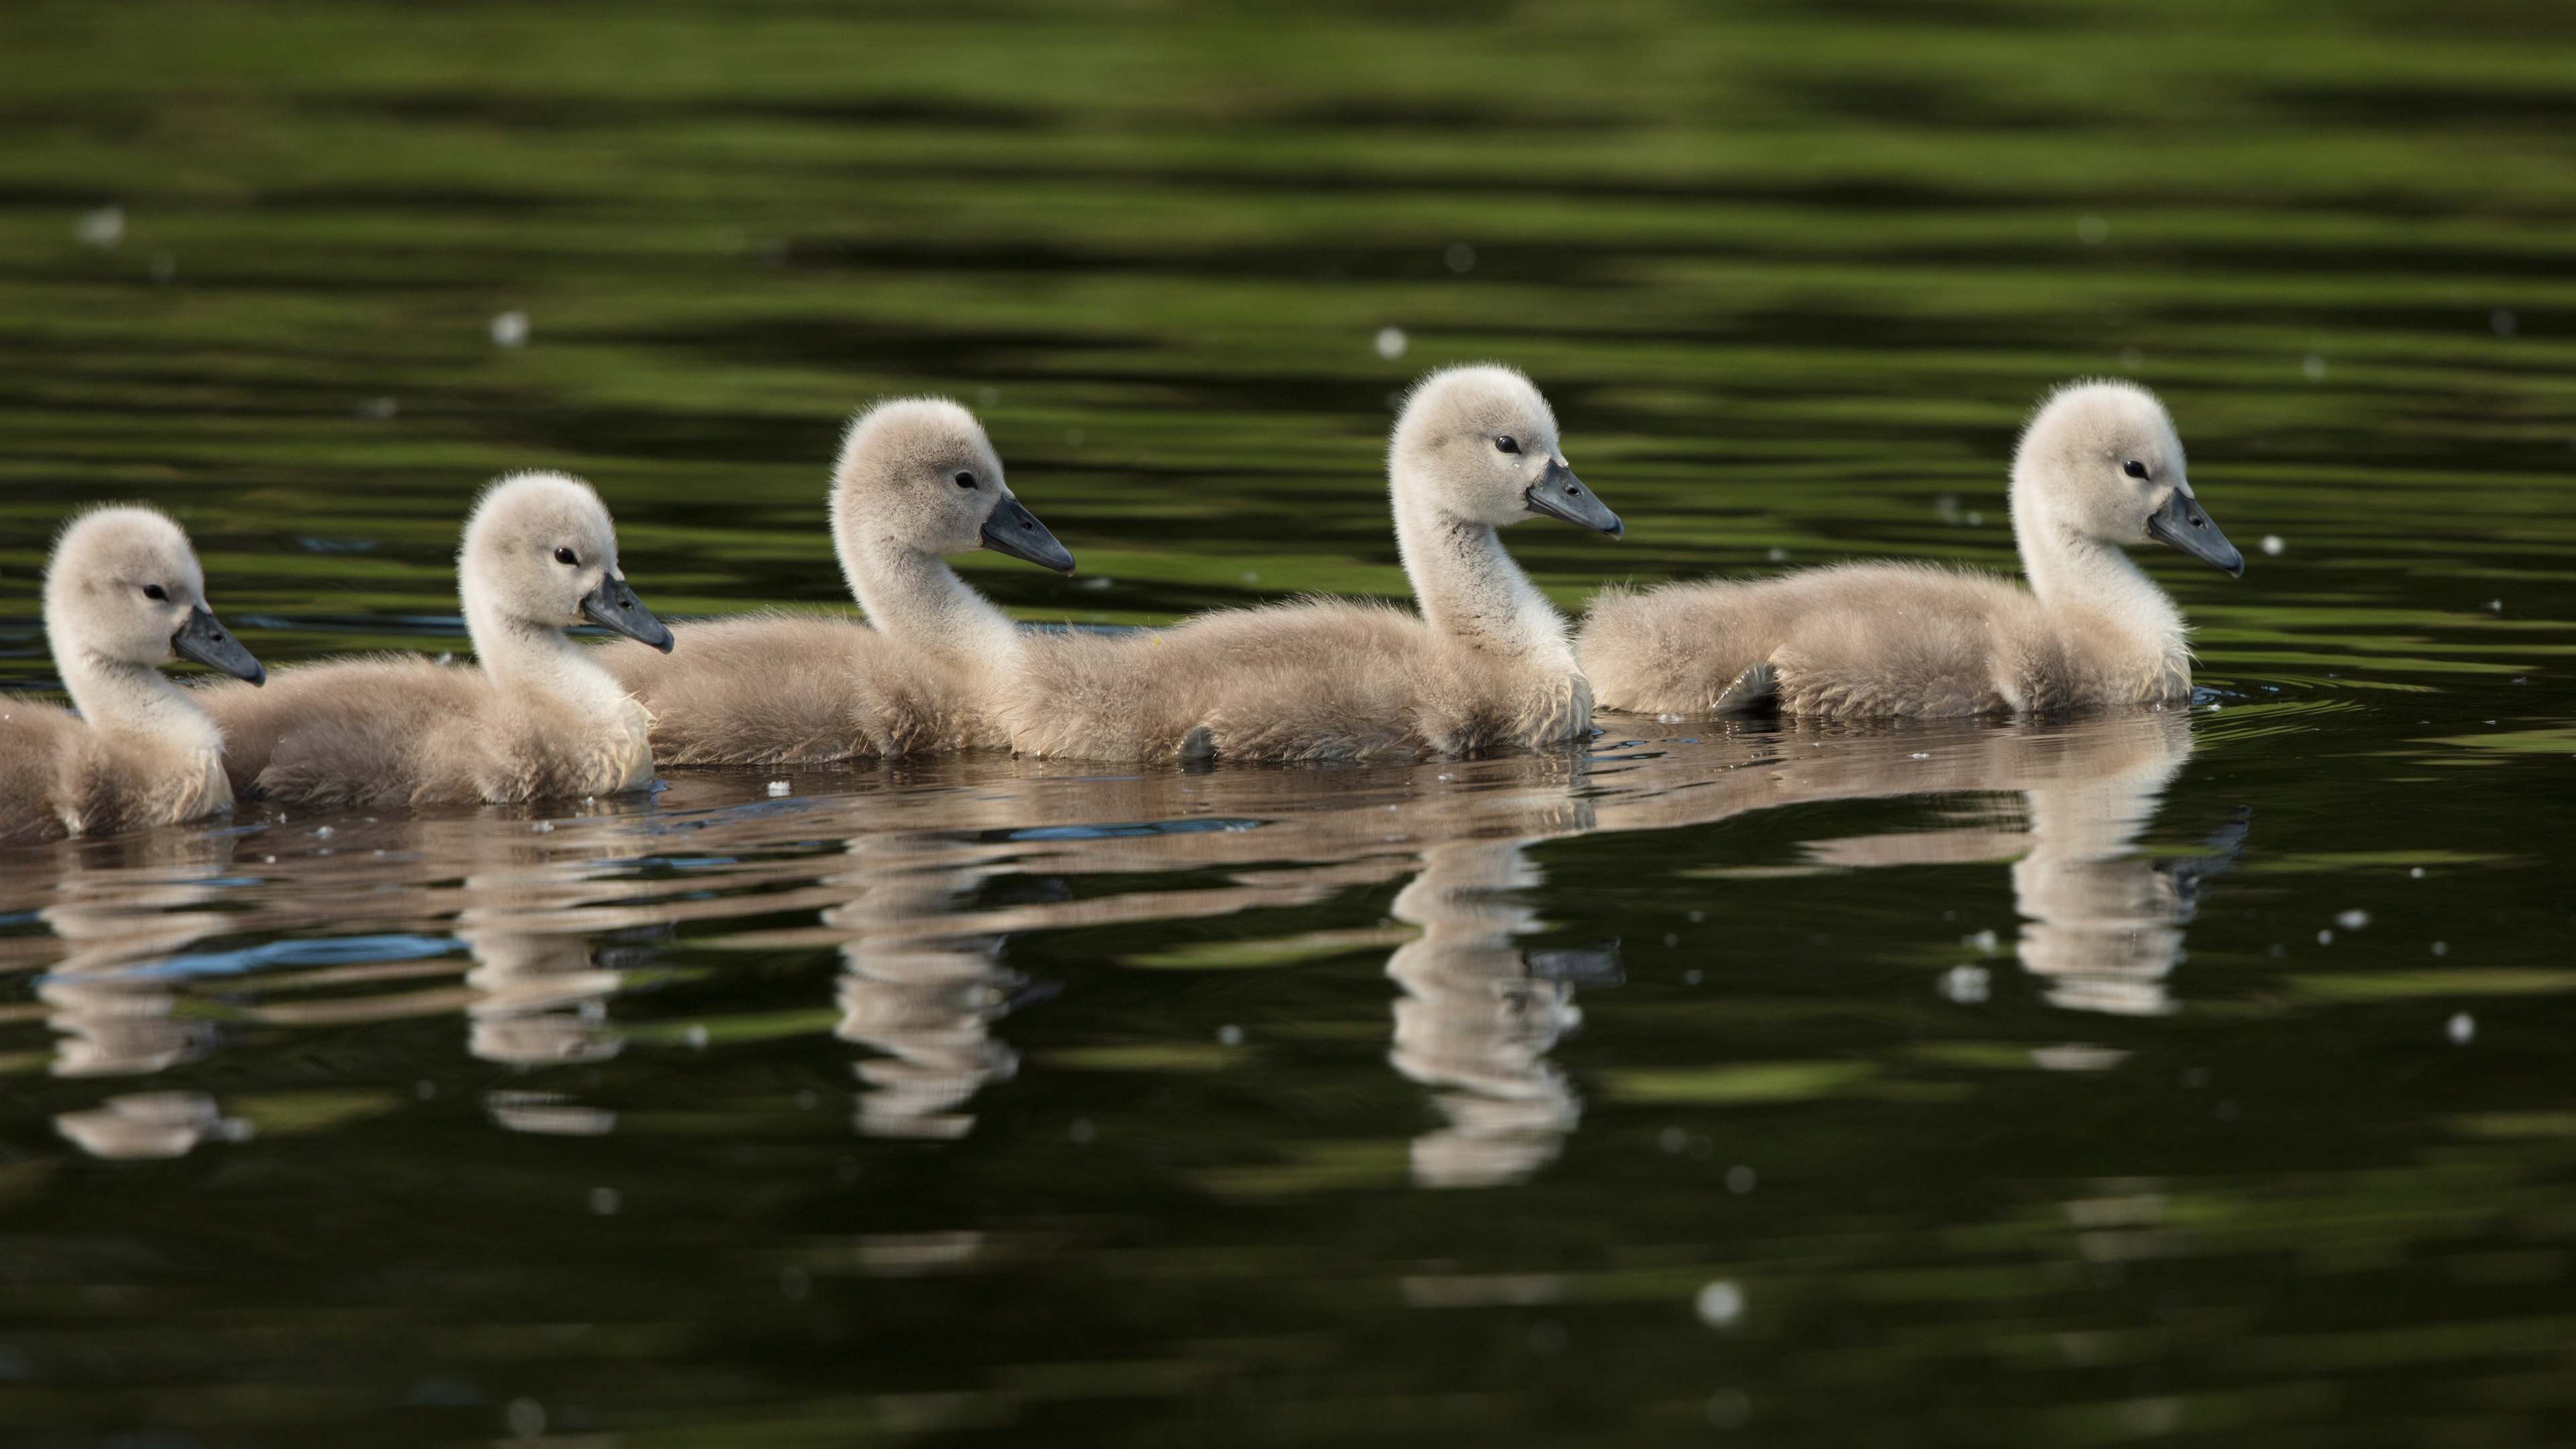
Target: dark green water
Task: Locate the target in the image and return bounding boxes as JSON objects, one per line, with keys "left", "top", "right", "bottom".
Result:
{"left": 4, "top": 2, "right": 2575, "bottom": 1444}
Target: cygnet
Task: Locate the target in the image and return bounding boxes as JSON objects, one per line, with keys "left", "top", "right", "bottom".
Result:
{"left": 1003, "top": 364, "right": 1623, "bottom": 761}
{"left": 201, "top": 472, "right": 674, "bottom": 805}
{"left": 0, "top": 506, "right": 266, "bottom": 843}
{"left": 1578, "top": 380, "right": 2241, "bottom": 718}
{"left": 603, "top": 398, "right": 1073, "bottom": 763}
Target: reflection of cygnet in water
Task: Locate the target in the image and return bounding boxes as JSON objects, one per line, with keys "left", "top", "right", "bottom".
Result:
{"left": 829, "top": 834, "right": 1029, "bottom": 1140}
{"left": 2011, "top": 718, "right": 2244, "bottom": 1017}
{"left": 36, "top": 837, "right": 237, "bottom": 1079}
{"left": 449, "top": 820, "right": 659, "bottom": 1069}
{"left": 56, "top": 1090, "right": 248, "bottom": 1160}
{"left": 1388, "top": 839, "right": 1616, "bottom": 1189}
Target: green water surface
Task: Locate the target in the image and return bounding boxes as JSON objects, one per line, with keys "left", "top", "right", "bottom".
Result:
{"left": 1, "top": 2, "right": 2574, "bottom": 1444}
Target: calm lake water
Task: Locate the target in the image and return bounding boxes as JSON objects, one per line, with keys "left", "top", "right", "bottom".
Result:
{"left": 3, "top": 3, "right": 2575, "bottom": 1444}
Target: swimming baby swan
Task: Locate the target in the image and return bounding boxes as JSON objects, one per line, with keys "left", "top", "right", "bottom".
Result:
{"left": 0, "top": 508, "right": 267, "bottom": 843}
{"left": 201, "top": 472, "right": 675, "bottom": 806}
{"left": 602, "top": 397, "right": 1074, "bottom": 764}
{"left": 1578, "top": 380, "right": 2242, "bottom": 719}
{"left": 1004, "top": 364, "right": 1623, "bottom": 762}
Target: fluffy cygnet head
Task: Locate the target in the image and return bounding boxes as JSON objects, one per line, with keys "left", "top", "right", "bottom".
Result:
{"left": 829, "top": 398, "right": 1075, "bottom": 574}
{"left": 1390, "top": 365, "right": 1622, "bottom": 537}
{"left": 460, "top": 472, "right": 674, "bottom": 652}
{"left": 44, "top": 505, "right": 265, "bottom": 684}
{"left": 2012, "top": 381, "right": 2243, "bottom": 577}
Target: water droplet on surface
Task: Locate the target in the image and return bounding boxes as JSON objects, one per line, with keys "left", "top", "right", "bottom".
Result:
{"left": 766, "top": 780, "right": 791, "bottom": 796}
{"left": 2448, "top": 1012, "right": 2476, "bottom": 1045}
{"left": 76, "top": 205, "right": 126, "bottom": 249}
{"left": 490, "top": 310, "right": 530, "bottom": 347}
{"left": 1373, "top": 325, "right": 1407, "bottom": 360}
{"left": 1696, "top": 1279, "right": 1746, "bottom": 1327}
{"left": 1939, "top": 964, "right": 1990, "bottom": 1004}
{"left": 1705, "top": 1386, "right": 1752, "bottom": 1428}
{"left": 2261, "top": 534, "right": 2285, "bottom": 555}
{"left": 2336, "top": 909, "right": 2370, "bottom": 930}
{"left": 1216, "top": 1024, "right": 1244, "bottom": 1046}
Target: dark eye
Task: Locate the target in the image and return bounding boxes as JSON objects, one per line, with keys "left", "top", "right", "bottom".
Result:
{"left": 954, "top": 471, "right": 976, "bottom": 489}
{"left": 2122, "top": 460, "right": 2149, "bottom": 480}
{"left": 553, "top": 547, "right": 579, "bottom": 566}
{"left": 1495, "top": 436, "right": 1520, "bottom": 455}
{"left": 142, "top": 584, "right": 168, "bottom": 601}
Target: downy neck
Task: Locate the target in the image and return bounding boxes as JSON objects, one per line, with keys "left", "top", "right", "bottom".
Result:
{"left": 838, "top": 528, "right": 1023, "bottom": 673}
{"left": 467, "top": 597, "right": 634, "bottom": 720}
{"left": 55, "top": 640, "right": 223, "bottom": 760}
{"left": 2015, "top": 503, "right": 2186, "bottom": 668}
{"left": 1391, "top": 466, "right": 1575, "bottom": 670}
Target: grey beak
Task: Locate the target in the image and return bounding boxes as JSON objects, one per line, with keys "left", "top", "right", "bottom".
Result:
{"left": 581, "top": 574, "right": 675, "bottom": 653}
{"left": 980, "top": 495, "right": 1077, "bottom": 574}
{"left": 1523, "top": 458, "right": 1623, "bottom": 539}
{"left": 2145, "top": 487, "right": 2243, "bottom": 578}
{"left": 171, "top": 604, "right": 265, "bottom": 685}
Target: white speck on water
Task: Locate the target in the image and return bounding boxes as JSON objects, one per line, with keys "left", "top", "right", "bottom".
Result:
{"left": 1683, "top": 969, "right": 1704, "bottom": 985}
{"left": 2431, "top": 941, "right": 2448, "bottom": 957}
{"left": 1966, "top": 511, "right": 1984, "bottom": 527}
{"left": 2448, "top": 1012, "right": 2476, "bottom": 1045}
{"left": 2303, "top": 354, "right": 2326, "bottom": 381}
{"left": 1079, "top": 575, "right": 1113, "bottom": 590}
{"left": 588, "top": 1186, "right": 620, "bottom": 1216}
{"left": 1444, "top": 242, "right": 1477, "bottom": 273}
{"left": 2261, "top": 535, "right": 2285, "bottom": 556}
{"left": 76, "top": 205, "right": 124, "bottom": 248}
{"left": 1657, "top": 712, "right": 1685, "bottom": 723}
{"left": 505, "top": 1397, "right": 545, "bottom": 1438}
{"left": 1725, "top": 1165, "right": 1757, "bottom": 1195}
{"left": 2491, "top": 308, "right": 2516, "bottom": 337}
{"left": 2316, "top": 929, "right": 2334, "bottom": 945}
{"left": 1240, "top": 570, "right": 1260, "bottom": 584}
{"left": 1697, "top": 1279, "right": 1747, "bottom": 1328}
{"left": 490, "top": 310, "right": 530, "bottom": 348}
{"left": 766, "top": 780, "right": 790, "bottom": 796}
{"left": 1939, "top": 963, "right": 1990, "bottom": 1004}
{"left": 1909, "top": 752, "right": 1931, "bottom": 760}
{"left": 1070, "top": 1117, "right": 1096, "bottom": 1144}
{"left": 1963, "top": 930, "right": 1999, "bottom": 953}
{"left": 2076, "top": 214, "right": 2108, "bottom": 246}
{"left": 1217, "top": 1024, "right": 1244, "bottom": 1046}
{"left": 1705, "top": 1386, "right": 1752, "bottom": 1428}
{"left": 2337, "top": 909, "right": 2371, "bottom": 930}
{"left": 1659, "top": 1126, "right": 1688, "bottom": 1154}
{"left": 1374, "top": 325, "right": 1408, "bottom": 360}
{"left": 356, "top": 396, "right": 397, "bottom": 420}
{"left": 1662, "top": 933, "right": 1679, "bottom": 947}
{"left": 313, "top": 825, "right": 334, "bottom": 839}
{"left": 684, "top": 1024, "right": 710, "bottom": 1049}
{"left": 2410, "top": 867, "right": 2425, "bottom": 879}
{"left": 531, "top": 820, "right": 553, "bottom": 833}
{"left": 415, "top": 1079, "right": 437, "bottom": 1100}
{"left": 1766, "top": 547, "right": 1789, "bottom": 562}
{"left": 1686, "top": 910, "right": 1705, "bottom": 923}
